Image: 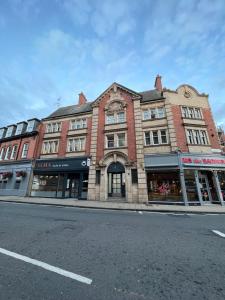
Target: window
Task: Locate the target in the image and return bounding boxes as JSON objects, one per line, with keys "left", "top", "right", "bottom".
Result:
{"left": 186, "top": 129, "right": 209, "bottom": 145}
{"left": 0, "top": 148, "right": 5, "bottom": 160}
{"left": 107, "top": 135, "right": 115, "bottom": 148}
{"left": 27, "top": 120, "right": 35, "bottom": 132}
{"left": 21, "top": 143, "right": 29, "bottom": 158}
{"left": 106, "top": 111, "right": 125, "bottom": 124}
{"left": 15, "top": 124, "right": 24, "bottom": 135}
{"left": 106, "top": 133, "right": 126, "bottom": 148}
{"left": 5, "top": 126, "right": 14, "bottom": 138}
{"left": 4, "top": 146, "right": 12, "bottom": 160}
{"left": 46, "top": 122, "right": 61, "bottom": 133}
{"left": 70, "top": 119, "right": 87, "bottom": 130}
{"left": 0, "top": 128, "right": 6, "bottom": 139}
{"left": 96, "top": 170, "right": 101, "bottom": 185}
{"left": 142, "top": 107, "right": 165, "bottom": 120}
{"left": 42, "top": 140, "right": 58, "bottom": 154}
{"left": 67, "top": 137, "right": 85, "bottom": 152}
{"left": 181, "top": 106, "right": 202, "bottom": 119}
{"left": 10, "top": 145, "right": 18, "bottom": 160}
{"left": 131, "top": 169, "right": 138, "bottom": 184}
{"left": 144, "top": 129, "right": 168, "bottom": 146}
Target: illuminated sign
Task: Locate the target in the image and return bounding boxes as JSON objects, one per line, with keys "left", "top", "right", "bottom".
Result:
{"left": 182, "top": 157, "right": 225, "bottom": 165}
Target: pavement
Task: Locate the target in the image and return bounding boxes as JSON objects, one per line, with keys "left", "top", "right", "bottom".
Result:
{"left": 0, "top": 202, "right": 225, "bottom": 299}
{"left": 0, "top": 195, "right": 225, "bottom": 214}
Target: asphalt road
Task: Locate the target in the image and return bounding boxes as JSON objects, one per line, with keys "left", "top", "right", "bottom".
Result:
{"left": 0, "top": 202, "right": 225, "bottom": 300}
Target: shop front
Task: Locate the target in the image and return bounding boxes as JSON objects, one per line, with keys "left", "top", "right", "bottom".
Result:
{"left": 31, "top": 157, "right": 90, "bottom": 199}
{"left": 0, "top": 161, "right": 32, "bottom": 196}
{"left": 145, "top": 153, "right": 225, "bottom": 206}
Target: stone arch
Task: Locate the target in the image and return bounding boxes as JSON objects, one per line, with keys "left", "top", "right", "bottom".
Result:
{"left": 99, "top": 151, "right": 130, "bottom": 167}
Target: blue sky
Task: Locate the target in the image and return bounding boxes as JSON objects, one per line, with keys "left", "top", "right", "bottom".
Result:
{"left": 0, "top": 0, "right": 225, "bottom": 128}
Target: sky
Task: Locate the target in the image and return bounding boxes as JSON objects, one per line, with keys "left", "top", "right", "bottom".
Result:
{"left": 0, "top": 0, "right": 225, "bottom": 128}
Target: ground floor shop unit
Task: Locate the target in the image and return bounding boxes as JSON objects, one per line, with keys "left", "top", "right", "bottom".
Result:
{"left": 0, "top": 161, "right": 32, "bottom": 196}
{"left": 31, "top": 157, "right": 90, "bottom": 199}
{"left": 145, "top": 153, "right": 225, "bottom": 206}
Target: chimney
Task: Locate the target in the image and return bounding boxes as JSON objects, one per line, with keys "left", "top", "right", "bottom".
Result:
{"left": 78, "top": 92, "right": 87, "bottom": 105}
{"left": 154, "top": 74, "right": 162, "bottom": 92}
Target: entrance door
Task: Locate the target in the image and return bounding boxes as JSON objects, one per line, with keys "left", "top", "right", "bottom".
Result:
{"left": 199, "top": 174, "right": 212, "bottom": 203}
{"left": 68, "top": 176, "right": 80, "bottom": 198}
{"left": 112, "top": 173, "right": 122, "bottom": 197}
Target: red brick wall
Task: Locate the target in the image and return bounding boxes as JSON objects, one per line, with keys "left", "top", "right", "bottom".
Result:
{"left": 171, "top": 105, "right": 189, "bottom": 152}
{"left": 85, "top": 116, "right": 92, "bottom": 156}
{"left": 202, "top": 108, "right": 221, "bottom": 149}
{"left": 58, "top": 120, "right": 69, "bottom": 157}
{"left": 96, "top": 88, "right": 137, "bottom": 163}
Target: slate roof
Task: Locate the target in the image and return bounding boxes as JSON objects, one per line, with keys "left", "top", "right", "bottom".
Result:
{"left": 45, "top": 102, "right": 93, "bottom": 119}
{"left": 139, "top": 89, "right": 164, "bottom": 102}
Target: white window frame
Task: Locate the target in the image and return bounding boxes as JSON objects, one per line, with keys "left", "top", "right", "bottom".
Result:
{"left": 27, "top": 120, "right": 35, "bottom": 132}
{"left": 10, "top": 145, "right": 18, "bottom": 160}
{"left": 106, "top": 132, "right": 126, "bottom": 148}
{"left": 5, "top": 126, "right": 14, "bottom": 138}
{"left": 42, "top": 140, "right": 59, "bottom": 154}
{"left": 144, "top": 129, "right": 168, "bottom": 146}
{"left": 181, "top": 106, "right": 202, "bottom": 119}
{"left": 142, "top": 107, "right": 165, "bottom": 121}
{"left": 67, "top": 137, "right": 86, "bottom": 152}
{"left": 0, "top": 148, "right": 5, "bottom": 160}
{"left": 70, "top": 118, "right": 87, "bottom": 130}
{"left": 46, "top": 122, "right": 62, "bottom": 133}
{"left": 4, "top": 146, "right": 12, "bottom": 160}
{"left": 21, "top": 143, "right": 29, "bottom": 158}
{"left": 186, "top": 129, "right": 209, "bottom": 145}
{"left": 106, "top": 111, "right": 125, "bottom": 124}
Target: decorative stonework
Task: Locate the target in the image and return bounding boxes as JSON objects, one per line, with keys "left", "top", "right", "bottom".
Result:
{"left": 105, "top": 100, "right": 126, "bottom": 113}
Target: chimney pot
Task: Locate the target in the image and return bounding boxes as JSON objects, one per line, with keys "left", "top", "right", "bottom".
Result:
{"left": 154, "top": 74, "right": 163, "bottom": 92}
{"left": 78, "top": 92, "right": 87, "bottom": 105}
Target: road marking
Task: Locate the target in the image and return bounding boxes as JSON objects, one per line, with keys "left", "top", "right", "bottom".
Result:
{"left": 212, "top": 230, "right": 225, "bottom": 238}
{"left": 0, "top": 247, "right": 92, "bottom": 285}
{"left": 138, "top": 211, "right": 143, "bottom": 214}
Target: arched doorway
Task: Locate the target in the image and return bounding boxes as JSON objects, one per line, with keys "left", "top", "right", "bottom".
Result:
{"left": 107, "top": 162, "right": 125, "bottom": 198}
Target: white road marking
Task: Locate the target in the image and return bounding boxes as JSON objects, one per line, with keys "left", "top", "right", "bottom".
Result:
{"left": 212, "top": 230, "right": 225, "bottom": 238}
{"left": 138, "top": 211, "right": 143, "bottom": 214}
{"left": 0, "top": 247, "right": 92, "bottom": 285}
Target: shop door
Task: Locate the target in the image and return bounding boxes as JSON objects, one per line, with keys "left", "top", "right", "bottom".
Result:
{"left": 68, "top": 177, "right": 79, "bottom": 198}
{"left": 199, "top": 174, "right": 212, "bottom": 203}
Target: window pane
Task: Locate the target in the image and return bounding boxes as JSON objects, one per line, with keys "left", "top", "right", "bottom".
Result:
{"left": 152, "top": 131, "right": 159, "bottom": 144}
{"left": 150, "top": 109, "right": 156, "bottom": 119}
{"left": 143, "top": 110, "right": 150, "bottom": 120}
{"left": 157, "top": 107, "right": 165, "bottom": 118}
{"left": 145, "top": 132, "right": 151, "bottom": 145}
{"left": 118, "top": 133, "right": 125, "bottom": 147}
{"left": 117, "top": 112, "right": 125, "bottom": 123}
{"left": 160, "top": 130, "right": 167, "bottom": 144}
{"left": 107, "top": 135, "right": 114, "bottom": 148}
{"left": 106, "top": 114, "right": 115, "bottom": 124}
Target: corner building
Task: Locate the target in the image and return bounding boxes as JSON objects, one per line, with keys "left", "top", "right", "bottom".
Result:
{"left": 31, "top": 76, "right": 225, "bottom": 205}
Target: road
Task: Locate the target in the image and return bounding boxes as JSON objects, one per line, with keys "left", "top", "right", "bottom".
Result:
{"left": 0, "top": 202, "right": 225, "bottom": 300}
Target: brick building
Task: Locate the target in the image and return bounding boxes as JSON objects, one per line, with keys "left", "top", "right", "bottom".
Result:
{"left": 0, "top": 119, "right": 40, "bottom": 196}
{"left": 28, "top": 75, "right": 225, "bottom": 205}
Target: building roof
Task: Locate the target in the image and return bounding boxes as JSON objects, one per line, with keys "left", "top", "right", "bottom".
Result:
{"left": 139, "top": 89, "right": 164, "bottom": 102}
{"left": 45, "top": 102, "right": 93, "bottom": 119}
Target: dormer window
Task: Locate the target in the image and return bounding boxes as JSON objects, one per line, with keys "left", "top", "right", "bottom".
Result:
{"left": 15, "top": 123, "right": 24, "bottom": 135}
{"left": 0, "top": 128, "right": 6, "bottom": 139}
{"left": 27, "top": 120, "right": 35, "bottom": 132}
{"left": 5, "top": 126, "right": 14, "bottom": 138}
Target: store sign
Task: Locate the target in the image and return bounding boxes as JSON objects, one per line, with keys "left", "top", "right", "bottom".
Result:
{"left": 35, "top": 157, "right": 90, "bottom": 172}
{"left": 182, "top": 157, "right": 225, "bottom": 166}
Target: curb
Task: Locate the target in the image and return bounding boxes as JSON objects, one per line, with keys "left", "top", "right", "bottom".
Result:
{"left": 1, "top": 199, "right": 225, "bottom": 214}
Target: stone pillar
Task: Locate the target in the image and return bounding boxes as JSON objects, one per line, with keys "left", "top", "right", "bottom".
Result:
{"left": 212, "top": 171, "right": 224, "bottom": 206}
{"left": 194, "top": 170, "right": 204, "bottom": 205}
{"left": 164, "top": 96, "right": 178, "bottom": 152}
{"left": 133, "top": 99, "right": 148, "bottom": 203}
{"left": 87, "top": 106, "right": 99, "bottom": 201}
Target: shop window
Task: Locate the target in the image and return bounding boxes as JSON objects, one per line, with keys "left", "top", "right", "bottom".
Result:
{"left": 67, "top": 137, "right": 85, "bottom": 152}
{"left": 31, "top": 175, "right": 63, "bottom": 198}
{"left": 21, "top": 143, "right": 29, "bottom": 158}
{"left": 184, "top": 170, "right": 198, "bottom": 203}
{"left": 142, "top": 107, "right": 165, "bottom": 120}
{"left": 131, "top": 169, "right": 138, "bottom": 184}
{"left": 96, "top": 170, "right": 101, "bottom": 185}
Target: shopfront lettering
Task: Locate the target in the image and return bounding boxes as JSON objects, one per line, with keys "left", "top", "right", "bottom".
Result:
{"left": 182, "top": 157, "right": 225, "bottom": 165}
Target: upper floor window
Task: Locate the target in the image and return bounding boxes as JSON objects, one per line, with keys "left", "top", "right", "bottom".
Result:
{"left": 15, "top": 123, "right": 24, "bottom": 135}
{"left": 181, "top": 106, "right": 202, "bottom": 119}
{"left": 0, "top": 128, "right": 6, "bottom": 139}
{"left": 186, "top": 129, "right": 209, "bottom": 145}
{"left": 67, "top": 137, "right": 85, "bottom": 152}
{"left": 21, "top": 143, "right": 29, "bottom": 158}
{"left": 70, "top": 118, "right": 87, "bottom": 130}
{"left": 27, "top": 120, "right": 35, "bottom": 132}
{"left": 142, "top": 107, "right": 165, "bottom": 121}
{"left": 4, "top": 146, "right": 12, "bottom": 160}
{"left": 144, "top": 129, "right": 168, "bottom": 146}
{"left": 46, "top": 122, "right": 61, "bottom": 133}
{"left": 0, "top": 148, "right": 5, "bottom": 160}
{"left": 10, "top": 145, "right": 18, "bottom": 160}
{"left": 106, "top": 132, "right": 126, "bottom": 148}
{"left": 106, "top": 111, "right": 125, "bottom": 124}
{"left": 5, "top": 126, "right": 14, "bottom": 138}
{"left": 42, "top": 140, "right": 58, "bottom": 154}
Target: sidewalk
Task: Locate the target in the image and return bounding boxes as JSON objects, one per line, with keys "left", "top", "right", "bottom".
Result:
{"left": 0, "top": 195, "right": 225, "bottom": 214}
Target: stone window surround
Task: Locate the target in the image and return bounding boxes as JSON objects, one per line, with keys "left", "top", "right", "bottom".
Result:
{"left": 181, "top": 105, "right": 203, "bottom": 120}
{"left": 66, "top": 136, "right": 86, "bottom": 152}
{"left": 143, "top": 128, "right": 169, "bottom": 146}
{"left": 105, "top": 131, "right": 127, "bottom": 149}
{"left": 185, "top": 128, "right": 210, "bottom": 146}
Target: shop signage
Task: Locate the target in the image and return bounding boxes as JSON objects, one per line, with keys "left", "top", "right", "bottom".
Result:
{"left": 34, "top": 157, "right": 90, "bottom": 172}
{"left": 182, "top": 157, "right": 225, "bottom": 166}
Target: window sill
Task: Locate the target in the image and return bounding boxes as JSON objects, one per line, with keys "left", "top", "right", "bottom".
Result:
{"left": 187, "top": 143, "right": 211, "bottom": 147}
{"left": 144, "top": 143, "right": 170, "bottom": 147}
{"left": 104, "top": 146, "right": 127, "bottom": 150}
{"left": 105, "top": 121, "right": 126, "bottom": 126}
{"left": 66, "top": 150, "right": 85, "bottom": 153}
{"left": 142, "top": 117, "right": 166, "bottom": 122}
